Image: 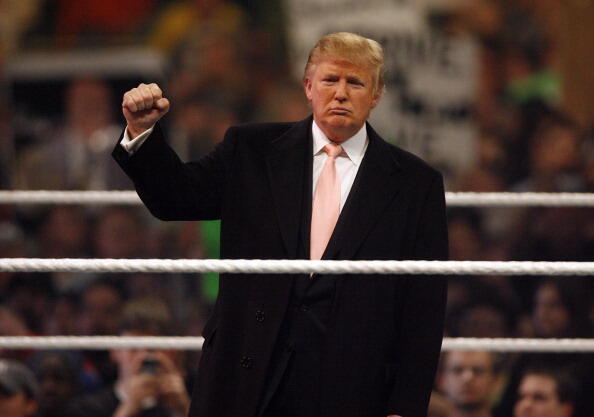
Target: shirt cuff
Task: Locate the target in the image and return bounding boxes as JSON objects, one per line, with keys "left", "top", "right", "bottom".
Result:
{"left": 120, "top": 125, "right": 155, "bottom": 154}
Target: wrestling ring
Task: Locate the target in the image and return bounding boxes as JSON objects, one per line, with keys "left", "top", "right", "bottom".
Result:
{"left": 1, "top": 190, "right": 593, "bottom": 353}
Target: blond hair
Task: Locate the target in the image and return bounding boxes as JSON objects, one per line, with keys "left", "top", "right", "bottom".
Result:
{"left": 304, "top": 32, "right": 385, "bottom": 96}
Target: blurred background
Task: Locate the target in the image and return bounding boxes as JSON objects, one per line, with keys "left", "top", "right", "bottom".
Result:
{"left": 0, "top": 1, "right": 592, "bottom": 416}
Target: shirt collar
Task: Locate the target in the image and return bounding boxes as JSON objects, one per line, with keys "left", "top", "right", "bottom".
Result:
{"left": 312, "top": 121, "right": 368, "bottom": 166}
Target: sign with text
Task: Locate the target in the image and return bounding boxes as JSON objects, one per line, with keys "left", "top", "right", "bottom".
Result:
{"left": 286, "top": 0, "right": 478, "bottom": 181}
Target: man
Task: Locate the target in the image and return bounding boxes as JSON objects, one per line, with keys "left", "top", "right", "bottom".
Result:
{"left": 438, "top": 351, "right": 502, "bottom": 417}
{"left": 114, "top": 32, "right": 448, "bottom": 417}
{"left": 66, "top": 298, "right": 190, "bottom": 417}
{"left": 513, "top": 366, "right": 576, "bottom": 417}
{"left": 0, "top": 359, "right": 39, "bottom": 417}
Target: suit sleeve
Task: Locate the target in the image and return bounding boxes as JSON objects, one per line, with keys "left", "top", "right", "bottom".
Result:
{"left": 386, "top": 172, "right": 448, "bottom": 417}
{"left": 112, "top": 123, "right": 237, "bottom": 221}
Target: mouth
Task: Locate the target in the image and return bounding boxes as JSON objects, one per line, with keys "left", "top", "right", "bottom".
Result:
{"left": 329, "top": 107, "right": 350, "bottom": 115}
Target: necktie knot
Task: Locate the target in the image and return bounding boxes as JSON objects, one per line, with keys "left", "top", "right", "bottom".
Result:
{"left": 324, "top": 143, "right": 342, "bottom": 158}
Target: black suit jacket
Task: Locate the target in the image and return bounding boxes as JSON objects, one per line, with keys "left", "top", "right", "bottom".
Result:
{"left": 113, "top": 116, "right": 448, "bottom": 417}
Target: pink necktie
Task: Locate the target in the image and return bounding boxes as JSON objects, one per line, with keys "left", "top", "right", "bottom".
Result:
{"left": 310, "top": 143, "right": 342, "bottom": 261}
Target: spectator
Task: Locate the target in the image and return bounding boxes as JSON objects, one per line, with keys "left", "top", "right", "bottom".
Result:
{"left": 36, "top": 206, "right": 90, "bottom": 259}
{"left": 29, "top": 352, "right": 79, "bottom": 417}
{"left": 67, "top": 297, "right": 190, "bottom": 417}
{"left": 0, "top": 359, "right": 38, "bottom": 417}
{"left": 93, "top": 207, "right": 148, "bottom": 260}
{"left": 446, "top": 282, "right": 519, "bottom": 338}
{"left": 513, "top": 365, "right": 577, "bottom": 417}
{"left": 168, "top": 93, "right": 239, "bottom": 161}
{"left": 16, "top": 77, "right": 130, "bottom": 190}
{"left": 4, "top": 274, "right": 55, "bottom": 334}
{"left": 437, "top": 351, "right": 503, "bottom": 417}
{"left": 77, "top": 280, "right": 125, "bottom": 388}
{"left": 79, "top": 280, "right": 124, "bottom": 337}
{"left": 0, "top": 307, "right": 34, "bottom": 362}
{"left": 529, "top": 279, "right": 590, "bottom": 338}
{"left": 512, "top": 112, "right": 583, "bottom": 193}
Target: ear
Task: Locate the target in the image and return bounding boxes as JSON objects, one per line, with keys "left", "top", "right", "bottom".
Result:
{"left": 370, "top": 88, "right": 383, "bottom": 109}
{"left": 304, "top": 77, "right": 313, "bottom": 101}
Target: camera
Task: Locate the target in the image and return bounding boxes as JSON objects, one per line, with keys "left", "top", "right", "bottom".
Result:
{"left": 139, "top": 355, "right": 161, "bottom": 374}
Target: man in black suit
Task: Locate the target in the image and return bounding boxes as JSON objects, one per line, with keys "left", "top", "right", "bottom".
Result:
{"left": 114, "top": 32, "right": 448, "bottom": 417}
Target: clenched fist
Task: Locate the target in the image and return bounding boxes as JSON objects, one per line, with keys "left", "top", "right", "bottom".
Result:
{"left": 122, "top": 83, "right": 170, "bottom": 139}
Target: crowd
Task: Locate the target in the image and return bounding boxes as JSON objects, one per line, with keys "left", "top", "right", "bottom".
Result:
{"left": 0, "top": 0, "right": 592, "bottom": 416}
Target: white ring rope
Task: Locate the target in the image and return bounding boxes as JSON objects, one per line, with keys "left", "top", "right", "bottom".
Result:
{"left": 0, "top": 336, "right": 592, "bottom": 352}
{"left": 2, "top": 191, "right": 594, "bottom": 207}
{"left": 1, "top": 258, "right": 594, "bottom": 276}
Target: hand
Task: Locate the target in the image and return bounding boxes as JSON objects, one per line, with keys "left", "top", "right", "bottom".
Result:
{"left": 113, "top": 372, "right": 160, "bottom": 417}
{"left": 122, "top": 83, "right": 170, "bottom": 138}
{"left": 154, "top": 352, "right": 190, "bottom": 415}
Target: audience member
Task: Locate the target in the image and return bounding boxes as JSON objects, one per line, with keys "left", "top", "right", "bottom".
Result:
{"left": 0, "top": 306, "right": 34, "bottom": 362}
{"left": 437, "top": 351, "right": 503, "bottom": 417}
{"left": 16, "top": 77, "right": 130, "bottom": 190}
{"left": 0, "top": 359, "right": 38, "bottom": 417}
{"left": 446, "top": 282, "right": 519, "bottom": 338}
{"left": 67, "top": 298, "right": 190, "bottom": 417}
{"left": 29, "top": 352, "right": 79, "bottom": 417}
{"left": 77, "top": 280, "right": 125, "bottom": 387}
{"left": 513, "top": 365, "right": 577, "bottom": 417}
{"left": 528, "top": 279, "right": 590, "bottom": 338}
{"left": 79, "top": 280, "right": 124, "bottom": 337}
{"left": 93, "top": 207, "right": 148, "bottom": 260}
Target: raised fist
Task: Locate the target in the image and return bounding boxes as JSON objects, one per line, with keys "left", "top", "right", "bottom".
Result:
{"left": 122, "top": 83, "right": 170, "bottom": 138}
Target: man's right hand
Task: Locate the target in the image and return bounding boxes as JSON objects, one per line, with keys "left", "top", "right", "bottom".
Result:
{"left": 122, "top": 83, "right": 170, "bottom": 139}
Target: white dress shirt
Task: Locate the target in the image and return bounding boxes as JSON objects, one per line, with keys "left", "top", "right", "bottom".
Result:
{"left": 120, "top": 120, "right": 369, "bottom": 212}
{"left": 311, "top": 121, "right": 368, "bottom": 211}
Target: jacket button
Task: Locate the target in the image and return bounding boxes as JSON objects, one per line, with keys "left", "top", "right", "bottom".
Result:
{"left": 240, "top": 356, "right": 253, "bottom": 369}
{"left": 255, "top": 310, "right": 265, "bottom": 323}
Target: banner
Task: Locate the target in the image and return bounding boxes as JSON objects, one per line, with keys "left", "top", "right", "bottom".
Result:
{"left": 286, "top": 0, "right": 478, "bottom": 181}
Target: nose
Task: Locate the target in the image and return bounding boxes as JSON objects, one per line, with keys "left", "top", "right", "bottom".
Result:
{"left": 334, "top": 80, "right": 348, "bottom": 102}
{"left": 460, "top": 368, "right": 474, "bottom": 382}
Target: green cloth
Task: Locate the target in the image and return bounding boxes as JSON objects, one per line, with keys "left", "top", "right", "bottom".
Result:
{"left": 200, "top": 220, "right": 220, "bottom": 303}
{"left": 506, "top": 70, "right": 561, "bottom": 105}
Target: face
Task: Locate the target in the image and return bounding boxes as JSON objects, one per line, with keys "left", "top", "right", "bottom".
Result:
{"left": 440, "top": 351, "right": 499, "bottom": 411}
{"left": 0, "top": 392, "right": 37, "bottom": 417}
{"left": 37, "top": 355, "right": 76, "bottom": 413}
{"left": 111, "top": 332, "right": 179, "bottom": 382}
{"left": 533, "top": 283, "right": 570, "bottom": 338}
{"left": 304, "top": 59, "right": 381, "bottom": 142}
{"left": 514, "top": 374, "right": 572, "bottom": 417}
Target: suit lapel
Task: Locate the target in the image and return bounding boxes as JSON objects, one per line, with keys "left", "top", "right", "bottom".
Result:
{"left": 266, "top": 117, "right": 312, "bottom": 258}
{"left": 323, "top": 124, "right": 403, "bottom": 260}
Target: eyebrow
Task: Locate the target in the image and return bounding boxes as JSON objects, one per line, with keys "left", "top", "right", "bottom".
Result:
{"left": 347, "top": 76, "right": 364, "bottom": 84}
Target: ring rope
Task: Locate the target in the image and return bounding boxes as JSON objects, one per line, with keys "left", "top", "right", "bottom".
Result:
{"left": 0, "top": 336, "right": 592, "bottom": 352}
{"left": 2, "top": 191, "right": 594, "bottom": 207}
{"left": 1, "top": 258, "right": 594, "bottom": 276}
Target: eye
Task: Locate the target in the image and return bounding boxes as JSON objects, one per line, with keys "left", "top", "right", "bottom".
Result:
{"left": 347, "top": 77, "right": 364, "bottom": 87}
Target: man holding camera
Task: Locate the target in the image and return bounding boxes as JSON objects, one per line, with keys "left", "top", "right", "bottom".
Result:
{"left": 66, "top": 299, "right": 190, "bottom": 417}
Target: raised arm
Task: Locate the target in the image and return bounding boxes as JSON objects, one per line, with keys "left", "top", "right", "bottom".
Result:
{"left": 113, "top": 83, "right": 233, "bottom": 222}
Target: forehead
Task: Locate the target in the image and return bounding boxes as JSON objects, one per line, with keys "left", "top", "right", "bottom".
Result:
{"left": 520, "top": 374, "right": 557, "bottom": 395}
{"left": 313, "top": 59, "right": 374, "bottom": 79}
{"left": 447, "top": 351, "right": 493, "bottom": 367}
